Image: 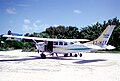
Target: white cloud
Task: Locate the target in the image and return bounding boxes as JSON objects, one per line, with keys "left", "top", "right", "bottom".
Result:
{"left": 23, "top": 19, "right": 61, "bottom": 33}
{"left": 32, "top": 20, "right": 41, "bottom": 32}
{"left": 23, "top": 19, "right": 31, "bottom": 32}
{"left": 23, "top": 19, "right": 43, "bottom": 33}
{"left": 33, "top": 20, "right": 41, "bottom": 28}
{"left": 73, "top": 10, "right": 82, "bottom": 14}
{"left": 53, "top": 24, "right": 60, "bottom": 27}
{"left": 24, "top": 19, "right": 31, "bottom": 24}
{"left": 6, "top": 7, "right": 16, "bottom": 14}
{"left": 23, "top": 24, "right": 31, "bottom": 32}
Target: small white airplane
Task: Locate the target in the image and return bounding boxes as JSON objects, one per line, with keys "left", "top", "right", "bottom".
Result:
{"left": 3, "top": 25, "right": 115, "bottom": 59}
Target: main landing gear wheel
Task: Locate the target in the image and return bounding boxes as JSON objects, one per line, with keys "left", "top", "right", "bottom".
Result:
{"left": 40, "top": 53, "right": 46, "bottom": 59}
{"left": 70, "top": 53, "right": 72, "bottom": 57}
{"left": 74, "top": 54, "right": 78, "bottom": 57}
{"left": 79, "top": 53, "right": 82, "bottom": 57}
{"left": 64, "top": 53, "right": 68, "bottom": 57}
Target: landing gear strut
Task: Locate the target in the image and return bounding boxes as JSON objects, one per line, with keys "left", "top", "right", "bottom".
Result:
{"left": 50, "top": 53, "right": 58, "bottom": 57}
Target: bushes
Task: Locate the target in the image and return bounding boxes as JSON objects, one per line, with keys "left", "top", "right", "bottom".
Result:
{"left": 22, "top": 42, "right": 36, "bottom": 52}
{"left": 0, "top": 40, "right": 24, "bottom": 51}
{"left": 5, "top": 40, "right": 24, "bottom": 49}
{"left": 0, "top": 39, "right": 36, "bottom": 51}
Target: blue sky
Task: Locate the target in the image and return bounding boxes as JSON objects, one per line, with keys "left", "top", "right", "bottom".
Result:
{"left": 0, "top": 0, "right": 120, "bottom": 34}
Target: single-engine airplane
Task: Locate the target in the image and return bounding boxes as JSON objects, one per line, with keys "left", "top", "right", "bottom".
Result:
{"left": 3, "top": 25, "right": 115, "bottom": 59}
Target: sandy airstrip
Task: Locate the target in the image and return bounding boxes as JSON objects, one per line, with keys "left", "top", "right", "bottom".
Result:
{"left": 0, "top": 50, "right": 120, "bottom": 81}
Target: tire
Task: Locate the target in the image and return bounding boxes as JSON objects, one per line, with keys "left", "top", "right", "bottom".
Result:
{"left": 40, "top": 54, "right": 46, "bottom": 59}
{"left": 70, "top": 53, "right": 72, "bottom": 57}
{"left": 79, "top": 53, "right": 82, "bottom": 57}
{"left": 74, "top": 54, "right": 78, "bottom": 57}
{"left": 64, "top": 53, "right": 68, "bottom": 57}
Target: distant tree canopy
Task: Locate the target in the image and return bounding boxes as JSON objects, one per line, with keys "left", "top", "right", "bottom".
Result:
{"left": 0, "top": 17, "right": 120, "bottom": 51}
{"left": 44, "top": 25, "right": 79, "bottom": 38}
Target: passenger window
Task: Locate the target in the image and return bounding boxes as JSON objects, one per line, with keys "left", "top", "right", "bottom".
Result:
{"left": 59, "top": 42, "right": 63, "bottom": 45}
{"left": 54, "top": 42, "right": 58, "bottom": 45}
{"left": 64, "top": 42, "right": 68, "bottom": 45}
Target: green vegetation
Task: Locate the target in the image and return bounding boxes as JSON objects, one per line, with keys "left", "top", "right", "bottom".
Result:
{"left": 22, "top": 42, "right": 36, "bottom": 52}
{"left": 0, "top": 40, "right": 23, "bottom": 51}
{"left": 0, "top": 18, "right": 120, "bottom": 51}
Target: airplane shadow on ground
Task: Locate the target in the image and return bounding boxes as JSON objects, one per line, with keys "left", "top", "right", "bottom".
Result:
{"left": 0, "top": 55, "right": 107, "bottom": 64}
{"left": 0, "top": 56, "right": 41, "bottom": 62}
{"left": 0, "top": 56, "right": 77, "bottom": 62}
{"left": 47, "top": 56, "right": 82, "bottom": 60}
{"left": 73, "top": 59, "right": 107, "bottom": 64}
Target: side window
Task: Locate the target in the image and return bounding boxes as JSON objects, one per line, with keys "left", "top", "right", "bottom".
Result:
{"left": 59, "top": 42, "right": 63, "bottom": 45}
{"left": 54, "top": 42, "right": 58, "bottom": 45}
{"left": 64, "top": 42, "right": 68, "bottom": 45}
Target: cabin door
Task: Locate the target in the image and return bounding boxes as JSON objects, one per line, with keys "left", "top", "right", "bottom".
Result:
{"left": 44, "top": 41, "right": 53, "bottom": 52}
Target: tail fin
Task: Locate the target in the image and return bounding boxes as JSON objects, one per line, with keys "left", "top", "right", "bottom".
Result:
{"left": 87, "top": 25, "right": 115, "bottom": 46}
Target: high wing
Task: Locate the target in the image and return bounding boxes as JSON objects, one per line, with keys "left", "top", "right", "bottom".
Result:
{"left": 3, "top": 35, "right": 89, "bottom": 42}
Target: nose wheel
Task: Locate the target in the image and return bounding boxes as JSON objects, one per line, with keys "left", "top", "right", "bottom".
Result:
{"left": 40, "top": 53, "right": 46, "bottom": 59}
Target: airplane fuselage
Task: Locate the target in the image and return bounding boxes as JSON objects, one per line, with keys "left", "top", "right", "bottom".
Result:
{"left": 53, "top": 41, "right": 91, "bottom": 54}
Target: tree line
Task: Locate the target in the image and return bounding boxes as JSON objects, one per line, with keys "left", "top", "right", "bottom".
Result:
{"left": 0, "top": 17, "right": 120, "bottom": 51}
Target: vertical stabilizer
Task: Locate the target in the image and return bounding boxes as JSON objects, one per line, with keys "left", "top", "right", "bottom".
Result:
{"left": 87, "top": 25, "right": 115, "bottom": 46}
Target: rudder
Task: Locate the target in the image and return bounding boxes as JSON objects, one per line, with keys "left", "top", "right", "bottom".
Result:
{"left": 86, "top": 25, "right": 115, "bottom": 46}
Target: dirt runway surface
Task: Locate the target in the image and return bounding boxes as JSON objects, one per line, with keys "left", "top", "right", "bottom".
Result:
{"left": 0, "top": 50, "right": 120, "bottom": 81}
